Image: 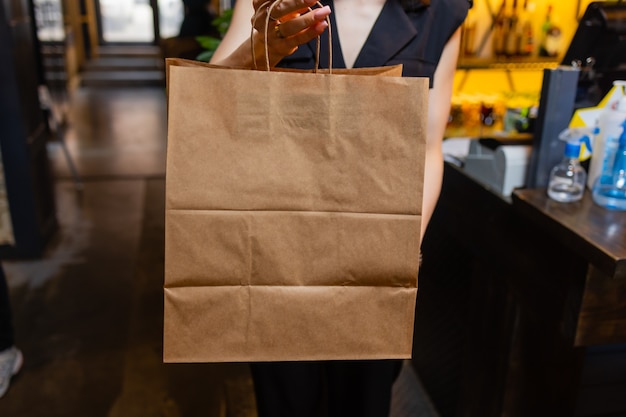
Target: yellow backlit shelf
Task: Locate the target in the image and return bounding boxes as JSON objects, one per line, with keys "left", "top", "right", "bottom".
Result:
{"left": 457, "top": 56, "right": 560, "bottom": 71}
{"left": 454, "top": 57, "right": 561, "bottom": 95}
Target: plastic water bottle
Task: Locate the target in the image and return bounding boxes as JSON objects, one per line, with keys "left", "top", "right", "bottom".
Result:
{"left": 592, "top": 119, "right": 626, "bottom": 210}
{"left": 547, "top": 137, "right": 587, "bottom": 203}
{"left": 587, "top": 82, "right": 626, "bottom": 189}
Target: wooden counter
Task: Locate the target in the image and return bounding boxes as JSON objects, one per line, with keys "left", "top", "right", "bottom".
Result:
{"left": 512, "top": 189, "right": 626, "bottom": 347}
{"left": 411, "top": 162, "right": 626, "bottom": 417}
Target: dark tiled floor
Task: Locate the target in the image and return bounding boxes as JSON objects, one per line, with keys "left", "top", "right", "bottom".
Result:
{"left": 1, "top": 84, "right": 439, "bottom": 417}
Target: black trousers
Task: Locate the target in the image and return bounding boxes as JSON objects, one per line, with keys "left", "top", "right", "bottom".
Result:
{"left": 0, "top": 264, "right": 14, "bottom": 351}
{"left": 250, "top": 359, "right": 402, "bottom": 417}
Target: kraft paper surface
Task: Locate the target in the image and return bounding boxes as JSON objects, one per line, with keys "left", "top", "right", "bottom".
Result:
{"left": 164, "top": 58, "right": 428, "bottom": 362}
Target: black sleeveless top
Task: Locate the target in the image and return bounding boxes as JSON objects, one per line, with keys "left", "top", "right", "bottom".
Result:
{"left": 277, "top": 0, "right": 470, "bottom": 87}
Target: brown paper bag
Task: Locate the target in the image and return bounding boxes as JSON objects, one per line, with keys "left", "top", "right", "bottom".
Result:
{"left": 164, "top": 57, "right": 429, "bottom": 362}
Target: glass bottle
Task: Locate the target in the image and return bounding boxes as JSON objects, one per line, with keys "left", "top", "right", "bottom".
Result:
{"left": 538, "top": 4, "right": 561, "bottom": 57}
{"left": 547, "top": 140, "right": 586, "bottom": 203}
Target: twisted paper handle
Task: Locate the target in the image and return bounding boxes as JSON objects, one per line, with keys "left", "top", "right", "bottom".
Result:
{"left": 251, "top": 0, "right": 332, "bottom": 73}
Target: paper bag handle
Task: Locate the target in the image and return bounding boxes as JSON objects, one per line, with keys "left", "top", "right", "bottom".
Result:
{"left": 251, "top": 0, "right": 332, "bottom": 73}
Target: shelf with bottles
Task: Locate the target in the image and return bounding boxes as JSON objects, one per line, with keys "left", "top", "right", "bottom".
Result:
{"left": 458, "top": 0, "right": 591, "bottom": 70}
{"left": 445, "top": 90, "right": 539, "bottom": 139}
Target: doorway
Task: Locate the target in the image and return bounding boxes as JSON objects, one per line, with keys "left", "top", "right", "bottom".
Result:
{"left": 97, "top": 0, "right": 183, "bottom": 44}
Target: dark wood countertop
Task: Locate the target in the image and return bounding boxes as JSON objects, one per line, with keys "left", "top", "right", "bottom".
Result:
{"left": 414, "top": 164, "right": 626, "bottom": 416}
{"left": 512, "top": 188, "right": 626, "bottom": 280}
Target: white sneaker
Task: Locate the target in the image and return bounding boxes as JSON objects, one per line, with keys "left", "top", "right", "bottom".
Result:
{"left": 0, "top": 346, "right": 23, "bottom": 398}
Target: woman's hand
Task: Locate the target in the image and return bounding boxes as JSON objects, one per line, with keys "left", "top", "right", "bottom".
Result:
{"left": 210, "top": 0, "right": 330, "bottom": 68}
{"left": 253, "top": 0, "right": 331, "bottom": 57}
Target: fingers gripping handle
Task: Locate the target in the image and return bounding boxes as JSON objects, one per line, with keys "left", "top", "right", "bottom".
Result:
{"left": 251, "top": 0, "right": 332, "bottom": 72}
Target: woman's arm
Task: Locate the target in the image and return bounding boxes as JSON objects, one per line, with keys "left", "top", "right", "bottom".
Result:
{"left": 210, "top": 0, "right": 331, "bottom": 68}
{"left": 421, "top": 27, "right": 461, "bottom": 241}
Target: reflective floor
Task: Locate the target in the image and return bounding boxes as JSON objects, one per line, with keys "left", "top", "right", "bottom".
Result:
{"left": 1, "top": 84, "right": 439, "bottom": 417}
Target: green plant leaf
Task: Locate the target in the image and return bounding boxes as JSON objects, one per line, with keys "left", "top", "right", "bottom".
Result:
{"left": 196, "top": 36, "right": 221, "bottom": 50}
{"left": 196, "top": 50, "right": 215, "bottom": 62}
{"left": 195, "top": 8, "right": 233, "bottom": 62}
{"left": 212, "top": 9, "right": 233, "bottom": 37}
